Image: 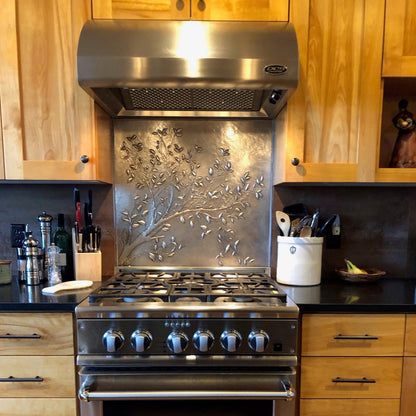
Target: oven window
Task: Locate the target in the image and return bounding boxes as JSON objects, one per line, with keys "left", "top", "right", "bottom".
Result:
{"left": 104, "top": 400, "right": 273, "bottom": 415}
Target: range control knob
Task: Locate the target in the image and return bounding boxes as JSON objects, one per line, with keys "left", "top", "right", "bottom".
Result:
{"left": 248, "top": 330, "right": 269, "bottom": 352}
{"left": 102, "top": 330, "right": 124, "bottom": 353}
{"left": 220, "top": 330, "right": 242, "bottom": 352}
{"left": 167, "top": 331, "right": 189, "bottom": 353}
{"left": 193, "top": 330, "right": 214, "bottom": 352}
{"left": 131, "top": 330, "right": 152, "bottom": 353}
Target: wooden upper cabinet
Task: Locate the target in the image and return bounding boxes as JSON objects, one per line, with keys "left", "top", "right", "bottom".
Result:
{"left": 274, "top": 0, "right": 385, "bottom": 183}
{"left": 0, "top": 0, "right": 112, "bottom": 181}
{"left": 383, "top": 0, "right": 416, "bottom": 77}
{"left": 0, "top": 99, "right": 5, "bottom": 179}
{"left": 92, "top": 0, "right": 289, "bottom": 21}
{"left": 92, "top": 0, "right": 191, "bottom": 20}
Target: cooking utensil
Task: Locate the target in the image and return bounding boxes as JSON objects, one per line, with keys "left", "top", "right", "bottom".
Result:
{"left": 42, "top": 280, "right": 93, "bottom": 294}
{"left": 283, "top": 203, "right": 308, "bottom": 221}
{"left": 310, "top": 209, "right": 320, "bottom": 236}
{"left": 299, "top": 225, "right": 312, "bottom": 237}
{"left": 276, "top": 211, "right": 291, "bottom": 236}
{"left": 290, "top": 218, "right": 300, "bottom": 236}
{"left": 316, "top": 214, "right": 337, "bottom": 237}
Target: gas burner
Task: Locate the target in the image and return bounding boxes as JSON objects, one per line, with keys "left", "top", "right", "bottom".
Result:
{"left": 123, "top": 297, "right": 164, "bottom": 303}
{"left": 174, "top": 297, "right": 202, "bottom": 303}
{"left": 214, "top": 296, "right": 263, "bottom": 303}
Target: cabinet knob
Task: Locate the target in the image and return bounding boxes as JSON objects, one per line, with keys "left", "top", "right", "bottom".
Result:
{"left": 176, "top": 0, "right": 184, "bottom": 10}
{"left": 198, "top": 0, "right": 206, "bottom": 11}
{"left": 80, "top": 155, "right": 89, "bottom": 164}
{"left": 291, "top": 158, "right": 300, "bottom": 166}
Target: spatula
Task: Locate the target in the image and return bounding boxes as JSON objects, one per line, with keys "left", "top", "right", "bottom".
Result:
{"left": 41, "top": 280, "right": 93, "bottom": 295}
{"left": 275, "top": 211, "right": 291, "bottom": 236}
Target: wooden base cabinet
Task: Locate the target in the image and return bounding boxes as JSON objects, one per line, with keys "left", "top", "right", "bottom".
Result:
{"left": 300, "top": 314, "right": 405, "bottom": 416}
{"left": 0, "top": 312, "right": 77, "bottom": 416}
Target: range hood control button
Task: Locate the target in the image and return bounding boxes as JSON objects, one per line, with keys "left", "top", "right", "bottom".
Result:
{"left": 131, "top": 330, "right": 152, "bottom": 353}
{"left": 220, "top": 330, "right": 242, "bottom": 352}
{"left": 103, "top": 330, "right": 124, "bottom": 353}
{"left": 248, "top": 330, "right": 269, "bottom": 352}
{"left": 167, "top": 331, "right": 189, "bottom": 353}
{"left": 193, "top": 330, "right": 214, "bottom": 352}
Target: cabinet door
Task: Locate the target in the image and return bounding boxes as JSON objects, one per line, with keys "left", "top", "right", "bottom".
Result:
{"left": 401, "top": 357, "right": 416, "bottom": 416}
{"left": 404, "top": 314, "right": 416, "bottom": 356}
{"left": 0, "top": 398, "right": 76, "bottom": 416}
{"left": 0, "top": 99, "right": 5, "bottom": 179}
{"left": 0, "top": 0, "right": 112, "bottom": 181}
{"left": 300, "top": 399, "right": 400, "bottom": 416}
{"left": 92, "top": 0, "right": 191, "bottom": 19}
{"left": 276, "top": 0, "right": 385, "bottom": 183}
{"left": 383, "top": 0, "right": 416, "bottom": 76}
{"left": 191, "top": 0, "right": 289, "bottom": 21}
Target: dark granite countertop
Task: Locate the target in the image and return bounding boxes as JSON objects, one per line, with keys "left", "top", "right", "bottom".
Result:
{"left": 280, "top": 277, "right": 416, "bottom": 313}
{"left": 0, "top": 278, "right": 99, "bottom": 312}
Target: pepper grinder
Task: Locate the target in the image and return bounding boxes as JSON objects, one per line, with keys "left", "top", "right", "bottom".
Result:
{"left": 22, "top": 232, "right": 40, "bottom": 285}
{"left": 37, "top": 212, "right": 53, "bottom": 280}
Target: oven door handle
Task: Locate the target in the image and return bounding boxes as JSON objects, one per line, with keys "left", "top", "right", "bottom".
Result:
{"left": 79, "top": 378, "right": 295, "bottom": 402}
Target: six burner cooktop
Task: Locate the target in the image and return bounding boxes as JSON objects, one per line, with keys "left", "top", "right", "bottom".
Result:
{"left": 88, "top": 271, "right": 287, "bottom": 304}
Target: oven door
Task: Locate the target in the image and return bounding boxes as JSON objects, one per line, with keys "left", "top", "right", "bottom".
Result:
{"left": 79, "top": 367, "right": 296, "bottom": 416}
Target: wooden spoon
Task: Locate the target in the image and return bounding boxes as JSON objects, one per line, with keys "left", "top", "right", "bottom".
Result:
{"left": 275, "top": 211, "right": 291, "bottom": 236}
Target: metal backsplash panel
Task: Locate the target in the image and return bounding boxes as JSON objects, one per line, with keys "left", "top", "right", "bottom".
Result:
{"left": 114, "top": 119, "right": 272, "bottom": 269}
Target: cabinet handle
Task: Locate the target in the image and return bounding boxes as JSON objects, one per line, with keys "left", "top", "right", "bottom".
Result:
{"left": 333, "top": 334, "right": 379, "bottom": 340}
{"left": 291, "top": 158, "right": 300, "bottom": 166}
{"left": 80, "top": 155, "right": 90, "bottom": 163}
{"left": 176, "top": 0, "right": 184, "bottom": 10}
{"left": 0, "top": 376, "right": 43, "bottom": 382}
{"left": 332, "top": 377, "right": 376, "bottom": 384}
{"left": 0, "top": 333, "right": 41, "bottom": 339}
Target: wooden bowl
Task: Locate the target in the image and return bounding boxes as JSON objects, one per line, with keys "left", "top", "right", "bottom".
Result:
{"left": 336, "top": 268, "right": 386, "bottom": 283}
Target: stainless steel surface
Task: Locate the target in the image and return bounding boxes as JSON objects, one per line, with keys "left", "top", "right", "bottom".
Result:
{"left": 23, "top": 233, "right": 40, "bottom": 285}
{"left": 114, "top": 119, "right": 272, "bottom": 269}
{"left": 77, "top": 20, "right": 299, "bottom": 119}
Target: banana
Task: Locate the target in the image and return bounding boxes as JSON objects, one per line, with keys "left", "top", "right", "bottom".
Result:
{"left": 344, "top": 259, "right": 367, "bottom": 274}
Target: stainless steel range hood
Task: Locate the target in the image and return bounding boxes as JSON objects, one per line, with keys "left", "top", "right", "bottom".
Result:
{"left": 77, "top": 20, "right": 298, "bottom": 119}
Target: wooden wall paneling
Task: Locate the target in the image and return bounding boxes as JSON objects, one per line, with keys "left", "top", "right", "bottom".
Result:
{"left": 92, "top": 0, "right": 191, "bottom": 20}
{"left": 0, "top": 0, "right": 24, "bottom": 179}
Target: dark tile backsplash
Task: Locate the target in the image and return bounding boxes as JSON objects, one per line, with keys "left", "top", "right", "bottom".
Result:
{"left": 1, "top": 182, "right": 415, "bottom": 280}
{"left": 0, "top": 183, "right": 115, "bottom": 277}
{"left": 273, "top": 184, "right": 416, "bottom": 279}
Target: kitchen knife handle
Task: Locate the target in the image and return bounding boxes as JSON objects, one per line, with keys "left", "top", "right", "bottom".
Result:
{"left": 76, "top": 202, "right": 82, "bottom": 227}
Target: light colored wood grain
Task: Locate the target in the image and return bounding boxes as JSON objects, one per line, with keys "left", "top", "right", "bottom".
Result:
{"left": 404, "top": 314, "right": 416, "bottom": 356}
{"left": 0, "top": 398, "right": 76, "bottom": 416}
{"left": 383, "top": 0, "right": 416, "bottom": 76}
{"left": 0, "top": 356, "right": 75, "bottom": 397}
{"left": 0, "top": 313, "right": 74, "bottom": 355}
{"left": 300, "top": 398, "right": 400, "bottom": 416}
{"left": 302, "top": 314, "right": 405, "bottom": 357}
{"left": 92, "top": 0, "right": 191, "bottom": 19}
{"left": 284, "top": 0, "right": 384, "bottom": 183}
{"left": 400, "top": 357, "right": 416, "bottom": 416}
{"left": 376, "top": 168, "right": 416, "bottom": 182}
{"left": 191, "top": 0, "right": 289, "bottom": 21}
{"left": 0, "top": 97, "right": 5, "bottom": 179}
{"left": 94, "top": 103, "right": 113, "bottom": 184}
{"left": 0, "top": 0, "right": 24, "bottom": 179}
{"left": 300, "top": 357, "right": 402, "bottom": 399}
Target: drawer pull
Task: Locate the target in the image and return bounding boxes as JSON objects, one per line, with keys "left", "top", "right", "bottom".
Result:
{"left": 333, "top": 334, "right": 378, "bottom": 340}
{"left": 0, "top": 333, "right": 41, "bottom": 339}
{"left": 0, "top": 376, "right": 43, "bottom": 382}
{"left": 332, "top": 377, "right": 376, "bottom": 384}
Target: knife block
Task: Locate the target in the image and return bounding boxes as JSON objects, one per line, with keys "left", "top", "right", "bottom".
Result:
{"left": 72, "top": 229, "right": 102, "bottom": 281}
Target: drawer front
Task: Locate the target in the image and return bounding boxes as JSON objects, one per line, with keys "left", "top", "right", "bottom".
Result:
{"left": 0, "top": 398, "right": 76, "bottom": 415}
{"left": 0, "top": 313, "right": 74, "bottom": 355}
{"left": 302, "top": 314, "right": 405, "bottom": 356}
{"left": 300, "top": 357, "right": 402, "bottom": 399}
{"left": 300, "top": 399, "right": 400, "bottom": 416}
{"left": 0, "top": 356, "right": 75, "bottom": 397}
{"left": 404, "top": 314, "right": 416, "bottom": 356}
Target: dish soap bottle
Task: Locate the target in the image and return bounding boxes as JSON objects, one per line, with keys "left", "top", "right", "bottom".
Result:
{"left": 53, "top": 213, "right": 73, "bottom": 281}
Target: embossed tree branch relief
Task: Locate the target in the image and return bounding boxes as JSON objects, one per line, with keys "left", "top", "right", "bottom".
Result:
{"left": 117, "top": 127, "right": 265, "bottom": 266}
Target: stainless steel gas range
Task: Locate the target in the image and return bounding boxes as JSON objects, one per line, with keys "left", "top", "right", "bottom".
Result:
{"left": 76, "top": 268, "right": 299, "bottom": 416}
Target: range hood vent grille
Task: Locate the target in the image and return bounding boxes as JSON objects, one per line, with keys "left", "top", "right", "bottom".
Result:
{"left": 122, "top": 88, "right": 260, "bottom": 112}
